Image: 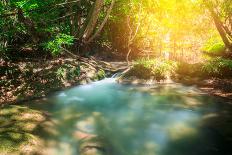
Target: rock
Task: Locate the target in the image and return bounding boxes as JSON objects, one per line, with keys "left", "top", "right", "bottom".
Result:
{"left": 117, "top": 70, "right": 172, "bottom": 85}
{"left": 86, "top": 78, "right": 92, "bottom": 83}
{"left": 80, "top": 80, "right": 88, "bottom": 85}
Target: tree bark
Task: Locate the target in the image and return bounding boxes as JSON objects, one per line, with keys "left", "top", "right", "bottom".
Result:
{"left": 17, "top": 9, "right": 39, "bottom": 44}
{"left": 210, "top": 9, "right": 231, "bottom": 48}
{"left": 205, "top": 2, "right": 232, "bottom": 51}
{"left": 85, "top": 0, "right": 115, "bottom": 44}
{"left": 83, "top": 0, "right": 104, "bottom": 42}
{"left": 68, "top": 0, "right": 75, "bottom": 36}
{"left": 126, "top": 3, "right": 142, "bottom": 65}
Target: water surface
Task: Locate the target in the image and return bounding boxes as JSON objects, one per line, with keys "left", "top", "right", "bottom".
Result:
{"left": 27, "top": 78, "right": 232, "bottom": 155}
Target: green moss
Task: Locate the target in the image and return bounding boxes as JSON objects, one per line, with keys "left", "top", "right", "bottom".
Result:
{"left": 0, "top": 131, "right": 38, "bottom": 153}
{"left": 96, "top": 69, "right": 106, "bottom": 80}
{"left": 0, "top": 105, "right": 44, "bottom": 154}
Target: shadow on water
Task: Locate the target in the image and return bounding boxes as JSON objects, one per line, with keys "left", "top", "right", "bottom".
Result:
{"left": 1, "top": 78, "right": 232, "bottom": 155}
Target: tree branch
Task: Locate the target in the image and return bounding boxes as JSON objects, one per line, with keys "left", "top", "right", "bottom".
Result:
{"left": 85, "top": 0, "right": 115, "bottom": 44}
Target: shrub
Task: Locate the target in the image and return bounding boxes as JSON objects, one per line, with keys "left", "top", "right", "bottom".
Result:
{"left": 202, "top": 36, "right": 225, "bottom": 56}
{"left": 96, "top": 69, "right": 106, "bottom": 80}
{"left": 125, "top": 63, "right": 153, "bottom": 80}
{"left": 202, "top": 57, "right": 232, "bottom": 77}
{"left": 44, "top": 34, "right": 74, "bottom": 55}
{"left": 124, "top": 58, "right": 177, "bottom": 80}
{"left": 175, "top": 62, "right": 203, "bottom": 78}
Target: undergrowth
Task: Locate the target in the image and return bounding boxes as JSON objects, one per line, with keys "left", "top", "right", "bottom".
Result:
{"left": 124, "top": 58, "right": 177, "bottom": 81}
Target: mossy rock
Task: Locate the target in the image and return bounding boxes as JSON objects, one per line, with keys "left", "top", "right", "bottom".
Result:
{"left": 118, "top": 59, "right": 177, "bottom": 84}
{"left": 0, "top": 132, "right": 40, "bottom": 154}
{"left": 0, "top": 105, "right": 45, "bottom": 154}
{"left": 122, "top": 64, "right": 153, "bottom": 80}
{"left": 94, "top": 69, "right": 106, "bottom": 81}
{"left": 118, "top": 64, "right": 167, "bottom": 84}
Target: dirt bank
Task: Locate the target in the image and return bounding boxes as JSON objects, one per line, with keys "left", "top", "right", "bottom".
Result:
{"left": 0, "top": 57, "right": 126, "bottom": 104}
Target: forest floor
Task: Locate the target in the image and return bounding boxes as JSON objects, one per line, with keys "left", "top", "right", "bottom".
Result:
{"left": 0, "top": 57, "right": 127, "bottom": 104}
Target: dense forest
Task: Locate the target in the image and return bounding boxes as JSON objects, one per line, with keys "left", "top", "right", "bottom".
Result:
{"left": 1, "top": 0, "right": 231, "bottom": 103}
{"left": 0, "top": 0, "right": 232, "bottom": 154}
{"left": 0, "top": 0, "right": 231, "bottom": 58}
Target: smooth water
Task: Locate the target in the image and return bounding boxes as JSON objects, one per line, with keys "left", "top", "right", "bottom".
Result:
{"left": 28, "top": 78, "right": 232, "bottom": 155}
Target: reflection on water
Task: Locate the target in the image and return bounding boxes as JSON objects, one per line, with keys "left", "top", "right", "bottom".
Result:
{"left": 29, "top": 78, "right": 231, "bottom": 155}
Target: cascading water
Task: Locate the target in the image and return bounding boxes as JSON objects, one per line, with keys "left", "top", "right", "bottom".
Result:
{"left": 111, "top": 72, "right": 122, "bottom": 78}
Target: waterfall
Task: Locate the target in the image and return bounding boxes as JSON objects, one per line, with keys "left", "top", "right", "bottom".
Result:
{"left": 111, "top": 72, "right": 122, "bottom": 78}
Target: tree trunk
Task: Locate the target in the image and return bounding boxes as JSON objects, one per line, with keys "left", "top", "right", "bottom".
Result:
{"left": 68, "top": 0, "right": 75, "bottom": 36}
{"left": 83, "top": 0, "right": 104, "bottom": 42}
{"left": 85, "top": 0, "right": 115, "bottom": 44}
{"left": 206, "top": 5, "right": 232, "bottom": 51}
{"left": 17, "top": 9, "right": 39, "bottom": 44}
{"left": 126, "top": 4, "right": 142, "bottom": 65}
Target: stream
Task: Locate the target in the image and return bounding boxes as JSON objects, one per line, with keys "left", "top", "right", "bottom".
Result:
{"left": 10, "top": 78, "right": 232, "bottom": 154}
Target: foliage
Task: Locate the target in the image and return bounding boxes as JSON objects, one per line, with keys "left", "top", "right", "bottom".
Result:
{"left": 202, "top": 36, "right": 225, "bottom": 56}
{"left": 107, "top": 0, "right": 218, "bottom": 59}
{"left": 174, "top": 57, "right": 232, "bottom": 78}
{"left": 56, "top": 67, "right": 66, "bottom": 80}
{"left": 95, "top": 69, "right": 106, "bottom": 80}
{"left": 203, "top": 0, "right": 232, "bottom": 51}
{"left": 0, "top": 0, "right": 115, "bottom": 57}
{"left": 176, "top": 58, "right": 232, "bottom": 78}
{"left": 0, "top": 0, "right": 231, "bottom": 60}
{"left": 175, "top": 62, "right": 203, "bottom": 78}
{"left": 125, "top": 58, "right": 177, "bottom": 80}
{"left": 44, "top": 34, "right": 74, "bottom": 55}
{"left": 125, "top": 64, "right": 154, "bottom": 80}
{"left": 202, "top": 57, "right": 232, "bottom": 77}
